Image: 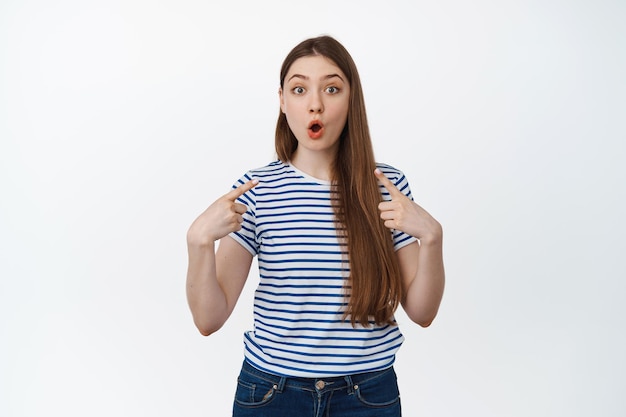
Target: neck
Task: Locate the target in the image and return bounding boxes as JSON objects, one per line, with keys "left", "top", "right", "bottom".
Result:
{"left": 290, "top": 147, "right": 337, "bottom": 181}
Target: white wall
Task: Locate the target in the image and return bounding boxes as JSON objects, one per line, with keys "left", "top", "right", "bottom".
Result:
{"left": 1, "top": 1, "right": 625, "bottom": 416}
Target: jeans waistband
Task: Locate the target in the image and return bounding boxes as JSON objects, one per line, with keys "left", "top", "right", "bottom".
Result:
{"left": 240, "top": 359, "right": 395, "bottom": 394}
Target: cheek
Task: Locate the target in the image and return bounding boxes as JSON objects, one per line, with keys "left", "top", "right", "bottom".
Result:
{"left": 330, "top": 103, "right": 350, "bottom": 124}
{"left": 282, "top": 99, "right": 303, "bottom": 117}
{"left": 284, "top": 114, "right": 302, "bottom": 136}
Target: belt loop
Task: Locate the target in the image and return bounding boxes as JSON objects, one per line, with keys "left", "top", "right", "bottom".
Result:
{"left": 344, "top": 375, "right": 355, "bottom": 395}
{"left": 276, "top": 376, "right": 287, "bottom": 393}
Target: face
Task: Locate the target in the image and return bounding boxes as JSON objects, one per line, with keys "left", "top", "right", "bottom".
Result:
{"left": 280, "top": 55, "right": 350, "bottom": 158}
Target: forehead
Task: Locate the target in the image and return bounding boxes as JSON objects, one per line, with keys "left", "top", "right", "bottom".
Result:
{"left": 285, "top": 55, "right": 347, "bottom": 81}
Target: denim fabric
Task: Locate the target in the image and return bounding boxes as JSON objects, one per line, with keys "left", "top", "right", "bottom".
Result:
{"left": 232, "top": 360, "right": 402, "bottom": 417}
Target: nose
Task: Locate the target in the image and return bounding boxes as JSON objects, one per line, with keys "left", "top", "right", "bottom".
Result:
{"left": 309, "top": 92, "right": 323, "bottom": 113}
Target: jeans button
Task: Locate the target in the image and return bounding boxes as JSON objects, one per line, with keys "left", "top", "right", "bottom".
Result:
{"left": 315, "top": 380, "right": 325, "bottom": 390}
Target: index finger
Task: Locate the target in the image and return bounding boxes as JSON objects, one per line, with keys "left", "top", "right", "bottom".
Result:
{"left": 374, "top": 168, "right": 404, "bottom": 199}
{"left": 225, "top": 178, "right": 259, "bottom": 201}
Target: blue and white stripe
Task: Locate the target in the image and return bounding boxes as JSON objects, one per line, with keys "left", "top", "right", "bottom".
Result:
{"left": 230, "top": 160, "right": 417, "bottom": 377}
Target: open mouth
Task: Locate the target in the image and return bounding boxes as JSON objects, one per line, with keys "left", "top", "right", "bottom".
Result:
{"left": 307, "top": 120, "right": 325, "bottom": 139}
{"left": 308, "top": 120, "right": 324, "bottom": 131}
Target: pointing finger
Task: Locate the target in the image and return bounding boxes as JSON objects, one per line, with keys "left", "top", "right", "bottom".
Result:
{"left": 374, "top": 168, "right": 404, "bottom": 199}
{"left": 225, "top": 178, "right": 259, "bottom": 201}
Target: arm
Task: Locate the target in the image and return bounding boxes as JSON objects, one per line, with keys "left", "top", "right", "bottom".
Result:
{"left": 397, "top": 237, "right": 445, "bottom": 327}
{"left": 186, "top": 236, "right": 253, "bottom": 336}
{"left": 186, "top": 179, "right": 258, "bottom": 336}
{"left": 374, "top": 169, "right": 445, "bottom": 327}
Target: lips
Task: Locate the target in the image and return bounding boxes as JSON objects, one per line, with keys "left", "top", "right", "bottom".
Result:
{"left": 307, "top": 120, "right": 325, "bottom": 139}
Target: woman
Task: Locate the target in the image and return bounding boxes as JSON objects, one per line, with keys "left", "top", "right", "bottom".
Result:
{"left": 186, "top": 35, "right": 445, "bottom": 416}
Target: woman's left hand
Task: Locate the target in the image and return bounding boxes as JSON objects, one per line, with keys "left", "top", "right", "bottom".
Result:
{"left": 374, "top": 168, "right": 443, "bottom": 245}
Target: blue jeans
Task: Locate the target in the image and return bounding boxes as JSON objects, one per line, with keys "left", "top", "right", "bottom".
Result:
{"left": 232, "top": 360, "right": 402, "bottom": 417}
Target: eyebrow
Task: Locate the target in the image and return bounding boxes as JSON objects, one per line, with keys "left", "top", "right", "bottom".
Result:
{"left": 287, "top": 73, "right": 345, "bottom": 83}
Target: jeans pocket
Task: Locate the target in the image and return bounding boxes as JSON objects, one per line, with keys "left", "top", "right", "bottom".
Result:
{"left": 354, "top": 368, "right": 401, "bottom": 408}
{"left": 234, "top": 373, "right": 278, "bottom": 408}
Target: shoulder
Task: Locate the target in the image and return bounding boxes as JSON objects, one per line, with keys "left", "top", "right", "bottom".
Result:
{"left": 233, "top": 160, "right": 287, "bottom": 184}
{"left": 376, "top": 162, "right": 413, "bottom": 199}
{"left": 375, "top": 162, "right": 408, "bottom": 184}
{"left": 237, "top": 160, "right": 303, "bottom": 194}
{"left": 245, "top": 160, "right": 291, "bottom": 178}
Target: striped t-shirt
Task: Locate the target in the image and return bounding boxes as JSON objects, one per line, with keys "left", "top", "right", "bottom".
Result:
{"left": 230, "top": 160, "right": 417, "bottom": 377}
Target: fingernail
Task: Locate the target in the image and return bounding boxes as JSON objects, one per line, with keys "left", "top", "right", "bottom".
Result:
{"left": 374, "top": 168, "right": 381, "bottom": 175}
{"left": 252, "top": 179, "right": 259, "bottom": 184}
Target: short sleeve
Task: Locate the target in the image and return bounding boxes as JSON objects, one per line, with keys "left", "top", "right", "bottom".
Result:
{"left": 376, "top": 163, "right": 419, "bottom": 251}
{"left": 228, "top": 172, "right": 259, "bottom": 256}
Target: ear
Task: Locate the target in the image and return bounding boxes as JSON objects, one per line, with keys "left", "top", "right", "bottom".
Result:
{"left": 278, "top": 87, "right": 285, "bottom": 113}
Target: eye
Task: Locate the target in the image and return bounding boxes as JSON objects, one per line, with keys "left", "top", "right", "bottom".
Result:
{"left": 292, "top": 86, "right": 305, "bottom": 95}
{"left": 325, "top": 86, "right": 340, "bottom": 94}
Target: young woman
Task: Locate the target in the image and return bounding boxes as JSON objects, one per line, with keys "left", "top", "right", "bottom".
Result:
{"left": 186, "top": 35, "right": 445, "bottom": 417}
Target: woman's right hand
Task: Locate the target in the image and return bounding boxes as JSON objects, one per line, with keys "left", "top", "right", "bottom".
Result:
{"left": 187, "top": 179, "right": 258, "bottom": 246}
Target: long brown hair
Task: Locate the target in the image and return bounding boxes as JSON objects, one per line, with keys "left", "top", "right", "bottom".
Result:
{"left": 275, "top": 36, "right": 403, "bottom": 327}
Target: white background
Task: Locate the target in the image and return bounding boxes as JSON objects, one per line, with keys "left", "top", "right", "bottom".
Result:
{"left": 1, "top": 1, "right": 625, "bottom": 416}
